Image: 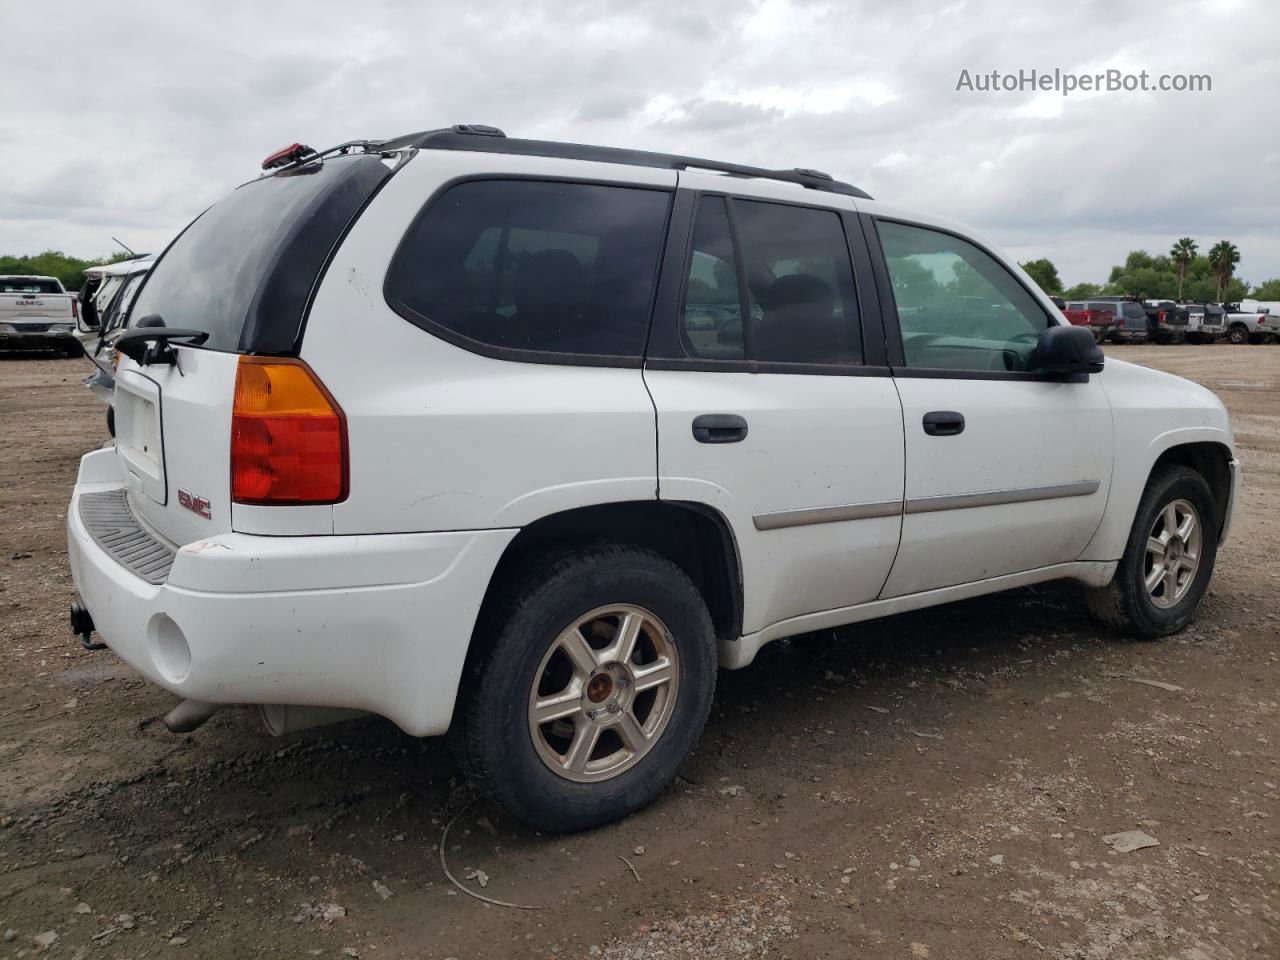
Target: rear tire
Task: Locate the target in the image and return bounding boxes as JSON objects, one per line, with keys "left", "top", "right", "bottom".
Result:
{"left": 1227, "top": 324, "right": 1248, "bottom": 344}
{"left": 1086, "top": 465, "right": 1218, "bottom": 638}
{"left": 451, "top": 544, "right": 717, "bottom": 833}
{"left": 63, "top": 341, "right": 84, "bottom": 358}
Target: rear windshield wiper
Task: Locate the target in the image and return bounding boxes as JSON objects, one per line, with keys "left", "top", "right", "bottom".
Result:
{"left": 115, "top": 320, "right": 210, "bottom": 366}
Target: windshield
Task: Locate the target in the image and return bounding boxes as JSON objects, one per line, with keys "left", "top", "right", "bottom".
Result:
{"left": 129, "top": 154, "right": 391, "bottom": 353}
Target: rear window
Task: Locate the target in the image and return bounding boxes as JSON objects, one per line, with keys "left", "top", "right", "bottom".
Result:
{"left": 385, "top": 180, "right": 672, "bottom": 361}
{"left": 1, "top": 279, "right": 61, "bottom": 294}
{"left": 1122, "top": 303, "right": 1146, "bottom": 319}
{"left": 1087, "top": 302, "right": 1113, "bottom": 312}
{"left": 130, "top": 155, "right": 390, "bottom": 354}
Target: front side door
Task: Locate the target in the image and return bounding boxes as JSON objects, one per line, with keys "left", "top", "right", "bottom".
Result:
{"left": 644, "top": 176, "right": 905, "bottom": 636}
{"left": 865, "top": 217, "right": 1113, "bottom": 598}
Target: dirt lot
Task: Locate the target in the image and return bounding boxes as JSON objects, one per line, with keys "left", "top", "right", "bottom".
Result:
{"left": 1, "top": 345, "right": 1276, "bottom": 960}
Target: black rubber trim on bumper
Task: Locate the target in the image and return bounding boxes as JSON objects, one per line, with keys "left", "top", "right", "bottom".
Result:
{"left": 78, "top": 489, "right": 175, "bottom": 585}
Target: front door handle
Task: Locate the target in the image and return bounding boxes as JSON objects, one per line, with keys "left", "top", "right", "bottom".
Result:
{"left": 692, "top": 414, "right": 748, "bottom": 444}
{"left": 922, "top": 410, "right": 965, "bottom": 436}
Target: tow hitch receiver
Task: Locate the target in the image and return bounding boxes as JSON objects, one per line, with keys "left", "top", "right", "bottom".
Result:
{"left": 69, "top": 602, "right": 106, "bottom": 651}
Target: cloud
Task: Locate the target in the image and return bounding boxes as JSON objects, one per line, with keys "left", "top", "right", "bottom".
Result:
{"left": 0, "top": 0, "right": 1276, "bottom": 285}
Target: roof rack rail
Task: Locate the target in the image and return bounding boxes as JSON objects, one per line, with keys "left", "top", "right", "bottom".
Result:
{"left": 375, "top": 124, "right": 872, "bottom": 200}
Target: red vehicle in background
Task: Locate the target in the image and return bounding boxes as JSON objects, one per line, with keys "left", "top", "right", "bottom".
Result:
{"left": 1064, "top": 300, "right": 1119, "bottom": 343}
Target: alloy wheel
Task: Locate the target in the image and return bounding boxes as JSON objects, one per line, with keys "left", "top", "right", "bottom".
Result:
{"left": 1144, "top": 498, "right": 1202, "bottom": 608}
{"left": 528, "top": 604, "right": 680, "bottom": 783}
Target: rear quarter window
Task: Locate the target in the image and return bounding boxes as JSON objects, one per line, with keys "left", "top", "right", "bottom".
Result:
{"left": 385, "top": 179, "right": 672, "bottom": 362}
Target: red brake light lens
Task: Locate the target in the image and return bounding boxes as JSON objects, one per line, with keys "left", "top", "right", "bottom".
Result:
{"left": 261, "top": 143, "right": 313, "bottom": 170}
{"left": 231, "top": 357, "right": 347, "bottom": 504}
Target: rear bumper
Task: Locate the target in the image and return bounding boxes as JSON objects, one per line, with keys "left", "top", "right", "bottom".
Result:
{"left": 66, "top": 448, "right": 517, "bottom": 735}
{"left": 0, "top": 326, "right": 75, "bottom": 348}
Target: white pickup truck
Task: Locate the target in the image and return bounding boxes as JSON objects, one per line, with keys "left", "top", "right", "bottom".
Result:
{"left": 1223, "top": 305, "right": 1277, "bottom": 344}
{"left": 0, "top": 275, "right": 81, "bottom": 355}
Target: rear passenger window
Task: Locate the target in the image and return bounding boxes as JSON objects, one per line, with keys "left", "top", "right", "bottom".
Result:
{"left": 680, "top": 197, "right": 861, "bottom": 365}
{"left": 386, "top": 180, "right": 671, "bottom": 360}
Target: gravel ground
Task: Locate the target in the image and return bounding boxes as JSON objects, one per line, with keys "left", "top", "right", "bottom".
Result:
{"left": 0, "top": 343, "right": 1276, "bottom": 959}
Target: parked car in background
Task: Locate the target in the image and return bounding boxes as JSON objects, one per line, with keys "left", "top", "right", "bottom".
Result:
{"left": 77, "top": 256, "right": 154, "bottom": 350}
{"left": 1183, "top": 303, "right": 1227, "bottom": 343}
{"left": 77, "top": 258, "right": 154, "bottom": 408}
{"left": 1078, "top": 297, "right": 1147, "bottom": 344}
{"left": 1223, "top": 305, "right": 1274, "bottom": 348}
{"left": 0, "top": 275, "right": 81, "bottom": 355}
{"left": 1064, "top": 300, "right": 1119, "bottom": 342}
{"left": 1142, "top": 299, "right": 1189, "bottom": 344}
{"left": 66, "top": 125, "right": 1239, "bottom": 833}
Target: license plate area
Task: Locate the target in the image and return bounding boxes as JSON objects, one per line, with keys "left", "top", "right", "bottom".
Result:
{"left": 114, "top": 370, "right": 166, "bottom": 505}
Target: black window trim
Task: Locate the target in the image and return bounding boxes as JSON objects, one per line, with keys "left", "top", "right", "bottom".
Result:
{"left": 863, "top": 214, "right": 1080, "bottom": 383}
{"left": 383, "top": 173, "right": 678, "bottom": 370}
{"left": 646, "top": 188, "right": 887, "bottom": 377}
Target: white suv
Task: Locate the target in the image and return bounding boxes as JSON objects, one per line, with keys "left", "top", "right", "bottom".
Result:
{"left": 67, "top": 126, "right": 1239, "bottom": 832}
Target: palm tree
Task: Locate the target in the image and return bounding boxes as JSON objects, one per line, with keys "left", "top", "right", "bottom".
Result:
{"left": 1170, "top": 237, "right": 1197, "bottom": 300}
{"left": 1207, "top": 241, "right": 1240, "bottom": 302}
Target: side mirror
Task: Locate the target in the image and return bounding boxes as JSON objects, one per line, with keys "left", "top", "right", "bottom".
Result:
{"left": 1028, "top": 324, "right": 1104, "bottom": 377}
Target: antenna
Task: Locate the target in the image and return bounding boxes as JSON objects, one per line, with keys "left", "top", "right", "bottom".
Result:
{"left": 112, "top": 236, "right": 138, "bottom": 258}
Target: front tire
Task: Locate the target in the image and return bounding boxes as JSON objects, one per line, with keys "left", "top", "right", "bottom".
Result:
{"left": 1086, "top": 465, "right": 1218, "bottom": 638}
{"left": 451, "top": 544, "right": 717, "bottom": 833}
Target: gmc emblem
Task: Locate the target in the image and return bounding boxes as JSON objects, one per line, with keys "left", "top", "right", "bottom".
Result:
{"left": 177, "top": 489, "right": 212, "bottom": 519}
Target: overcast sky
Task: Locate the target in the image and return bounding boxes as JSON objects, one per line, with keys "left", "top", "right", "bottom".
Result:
{"left": 2, "top": 0, "right": 1277, "bottom": 287}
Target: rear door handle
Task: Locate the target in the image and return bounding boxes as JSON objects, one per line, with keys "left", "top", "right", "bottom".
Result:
{"left": 692, "top": 414, "right": 748, "bottom": 444}
{"left": 922, "top": 410, "right": 965, "bottom": 436}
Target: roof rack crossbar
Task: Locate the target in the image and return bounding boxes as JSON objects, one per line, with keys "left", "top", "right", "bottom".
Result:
{"left": 384, "top": 126, "right": 872, "bottom": 200}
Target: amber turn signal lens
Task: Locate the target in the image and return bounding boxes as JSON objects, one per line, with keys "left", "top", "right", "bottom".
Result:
{"left": 231, "top": 357, "right": 347, "bottom": 504}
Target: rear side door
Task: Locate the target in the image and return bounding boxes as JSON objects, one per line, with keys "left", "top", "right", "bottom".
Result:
{"left": 644, "top": 175, "right": 905, "bottom": 635}
{"left": 864, "top": 216, "right": 1113, "bottom": 598}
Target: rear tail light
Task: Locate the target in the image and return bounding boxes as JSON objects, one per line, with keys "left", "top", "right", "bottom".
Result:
{"left": 72, "top": 300, "right": 79, "bottom": 320}
{"left": 231, "top": 357, "right": 347, "bottom": 504}
{"left": 1158, "top": 310, "right": 1167, "bottom": 324}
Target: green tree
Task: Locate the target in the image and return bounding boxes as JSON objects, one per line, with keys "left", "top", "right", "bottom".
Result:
{"left": 886, "top": 255, "right": 943, "bottom": 308}
{"left": 1251, "top": 278, "right": 1280, "bottom": 300}
{"left": 1169, "top": 238, "right": 1197, "bottom": 300}
{"left": 1207, "top": 241, "right": 1241, "bottom": 301}
{"left": 1020, "top": 258, "right": 1062, "bottom": 295}
{"left": 1104, "top": 250, "right": 1174, "bottom": 298}
{"left": 947, "top": 260, "right": 993, "bottom": 298}
{"left": 0, "top": 249, "right": 134, "bottom": 291}
{"left": 1063, "top": 282, "right": 1101, "bottom": 300}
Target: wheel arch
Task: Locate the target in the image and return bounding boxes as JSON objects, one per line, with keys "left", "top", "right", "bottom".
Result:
{"left": 1149, "top": 441, "right": 1233, "bottom": 540}
{"left": 474, "top": 500, "right": 744, "bottom": 650}
{"left": 1082, "top": 430, "right": 1235, "bottom": 562}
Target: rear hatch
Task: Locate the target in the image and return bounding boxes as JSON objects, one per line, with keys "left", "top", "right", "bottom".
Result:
{"left": 0, "top": 277, "right": 73, "bottom": 327}
{"left": 111, "top": 153, "right": 392, "bottom": 547}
